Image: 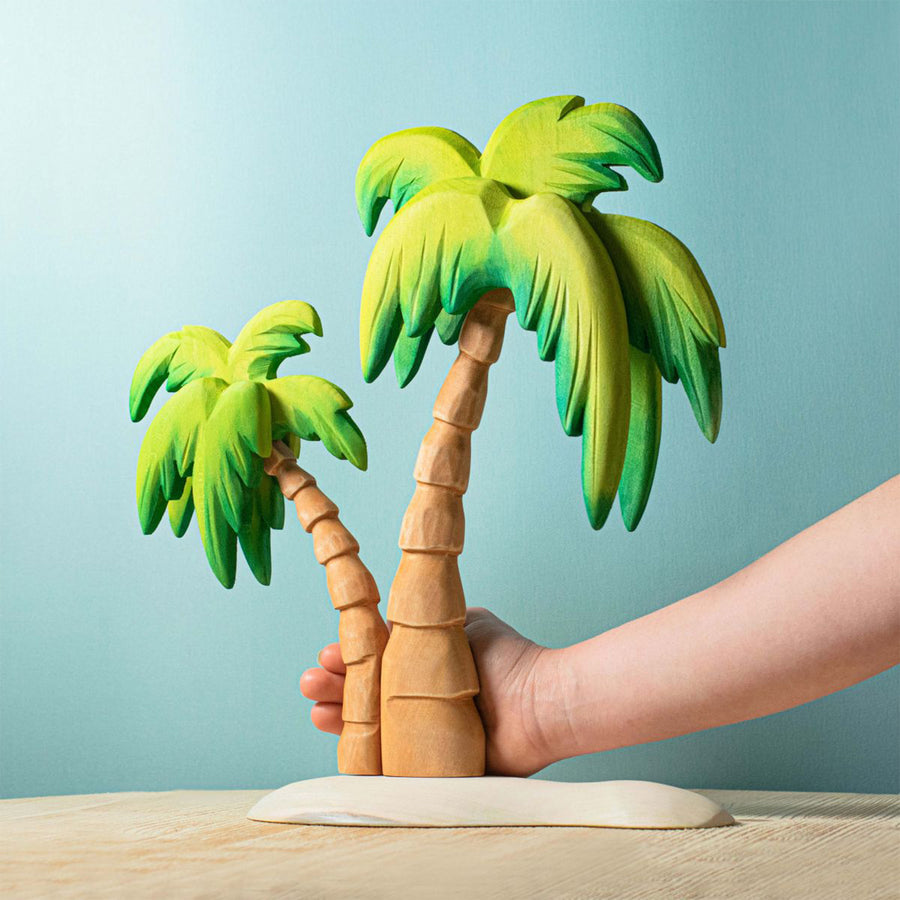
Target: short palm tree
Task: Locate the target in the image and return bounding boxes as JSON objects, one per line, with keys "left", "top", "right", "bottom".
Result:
{"left": 356, "top": 95, "right": 725, "bottom": 776}
{"left": 129, "top": 301, "right": 388, "bottom": 774}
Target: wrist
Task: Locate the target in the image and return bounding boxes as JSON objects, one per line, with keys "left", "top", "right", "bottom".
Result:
{"left": 527, "top": 644, "right": 581, "bottom": 770}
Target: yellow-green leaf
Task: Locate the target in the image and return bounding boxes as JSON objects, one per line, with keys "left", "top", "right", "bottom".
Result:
{"left": 356, "top": 127, "right": 480, "bottom": 235}
{"left": 228, "top": 300, "right": 322, "bottom": 381}
{"left": 590, "top": 211, "right": 724, "bottom": 441}
{"left": 481, "top": 95, "right": 662, "bottom": 205}
{"left": 136, "top": 378, "right": 227, "bottom": 534}
{"left": 129, "top": 326, "right": 229, "bottom": 422}
{"left": 267, "top": 376, "right": 367, "bottom": 470}
{"left": 618, "top": 348, "right": 662, "bottom": 531}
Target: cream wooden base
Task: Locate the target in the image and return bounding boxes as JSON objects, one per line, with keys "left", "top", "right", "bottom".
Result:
{"left": 247, "top": 776, "right": 734, "bottom": 829}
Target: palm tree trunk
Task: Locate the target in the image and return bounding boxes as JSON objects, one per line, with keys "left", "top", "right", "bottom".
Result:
{"left": 265, "top": 442, "right": 389, "bottom": 775}
{"left": 381, "top": 289, "right": 515, "bottom": 776}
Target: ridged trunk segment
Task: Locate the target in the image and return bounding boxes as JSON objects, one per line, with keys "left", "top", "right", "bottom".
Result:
{"left": 398, "top": 485, "right": 465, "bottom": 554}
{"left": 380, "top": 696, "right": 485, "bottom": 777}
{"left": 386, "top": 553, "right": 465, "bottom": 626}
{"left": 381, "top": 624, "right": 479, "bottom": 697}
{"left": 265, "top": 442, "right": 388, "bottom": 775}
{"left": 433, "top": 355, "right": 488, "bottom": 430}
{"left": 381, "top": 290, "right": 514, "bottom": 777}
{"left": 413, "top": 421, "right": 471, "bottom": 494}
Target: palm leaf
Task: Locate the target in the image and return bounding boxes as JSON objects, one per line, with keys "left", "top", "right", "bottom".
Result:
{"left": 193, "top": 470, "right": 237, "bottom": 589}
{"left": 267, "top": 376, "right": 367, "bottom": 470}
{"left": 192, "top": 381, "right": 273, "bottom": 588}
{"left": 589, "top": 211, "right": 724, "bottom": 441}
{"left": 356, "top": 127, "right": 481, "bottom": 236}
{"left": 227, "top": 300, "right": 322, "bottom": 381}
{"left": 129, "top": 326, "right": 229, "bottom": 422}
{"left": 238, "top": 491, "right": 273, "bottom": 586}
{"left": 480, "top": 95, "right": 662, "bottom": 206}
{"left": 498, "top": 193, "right": 631, "bottom": 529}
{"left": 618, "top": 347, "right": 662, "bottom": 531}
{"left": 435, "top": 307, "right": 466, "bottom": 344}
{"left": 135, "top": 378, "right": 227, "bottom": 535}
{"left": 393, "top": 324, "right": 434, "bottom": 388}
{"left": 168, "top": 477, "right": 195, "bottom": 537}
{"left": 389, "top": 306, "right": 467, "bottom": 388}
{"left": 257, "top": 470, "right": 285, "bottom": 531}
{"left": 359, "top": 178, "right": 504, "bottom": 383}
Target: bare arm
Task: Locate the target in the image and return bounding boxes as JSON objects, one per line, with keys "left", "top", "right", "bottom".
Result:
{"left": 303, "top": 476, "right": 900, "bottom": 776}
{"left": 540, "top": 475, "right": 900, "bottom": 762}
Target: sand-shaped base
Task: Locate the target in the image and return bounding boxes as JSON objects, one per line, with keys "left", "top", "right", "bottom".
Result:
{"left": 248, "top": 776, "right": 734, "bottom": 829}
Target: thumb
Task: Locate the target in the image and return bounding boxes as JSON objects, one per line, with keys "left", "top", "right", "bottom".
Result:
{"left": 465, "top": 606, "right": 508, "bottom": 647}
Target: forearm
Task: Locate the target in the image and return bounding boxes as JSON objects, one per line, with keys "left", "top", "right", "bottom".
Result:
{"left": 539, "top": 476, "right": 900, "bottom": 762}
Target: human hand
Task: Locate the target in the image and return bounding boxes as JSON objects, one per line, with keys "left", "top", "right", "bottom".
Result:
{"left": 299, "top": 607, "right": 558, "bottom": 776}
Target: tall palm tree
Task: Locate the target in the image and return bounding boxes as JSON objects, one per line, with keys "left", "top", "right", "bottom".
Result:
{"left": 129, "top": 301, "right": 389, "bottom": 774}
{"left": 356, "top": 95, "right": 726, "bottom": 776}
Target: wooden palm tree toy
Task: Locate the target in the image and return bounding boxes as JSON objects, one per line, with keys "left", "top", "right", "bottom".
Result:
{"left": 129, "top": 301, "right": 389, "bottom": 775}
{"left": 356, "top": 95, "right": 726, "bottom": 777}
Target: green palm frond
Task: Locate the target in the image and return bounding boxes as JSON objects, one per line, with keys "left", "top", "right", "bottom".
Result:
{"left": 360, "top": 178, "right": 504, "bottom": 383}
{"left": 393, "top": 324, "right": 435, "bottom": 388}
{"left": 480, "top": 95, "right": 662, "bottom": 206}
{"left": 618, "top": 348, "right": 662, "bottom": 531}
{"left": 257, "top": 468, "right": 285, "bottom": 531}
{"left": 389, "top": 307, "right": 471, "bottom": 387}
{"left": 360, "top": 177, "right": 630, "bottom": 528}
{"left": 238, "top": 490, "right": 273, "bottom": 586}
{"left": 129, "top": 327, "right": 230, "bottom": 422}
{"left": 192, "top": 381, "right": 273, "bottom": 588}
{"left": 136, "top": 378, "right": 227, "bottom": 534}
{"left": 392, "top": 305, "right": 467, "bottom": 388}
{"left": 356, "top": 127, "right": 481, "bottom": 235}
{"left": 501, "top": 193, "right": 631, "bottom": 528}
{"left": 267, "top": 376, "right": 367, "bottom": 470}
{"left": 227, "top": 300, "right": 322, "bottom": 381}
{"left": 168, "top": 477, "right": 195, "bottom": 537}
{"left": 435, "top": 308, "right": 466, "bottom": 344}
{"left": 589, "top": 212, "right": 725, "bottom": 442}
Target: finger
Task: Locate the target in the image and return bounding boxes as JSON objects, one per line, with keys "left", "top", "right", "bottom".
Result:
{"left": 299, "top": 667, "right": 345, "bottom": 703}
{"left": 310, "top": 702, "right": 343, "bottom": 735}
{"left": 317, "top": 643, "right": 347, "bottom": 675}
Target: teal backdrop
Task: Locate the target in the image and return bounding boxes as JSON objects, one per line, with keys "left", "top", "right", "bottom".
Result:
{"left": 1, "top": 0, "right": 897, "bottom": 798}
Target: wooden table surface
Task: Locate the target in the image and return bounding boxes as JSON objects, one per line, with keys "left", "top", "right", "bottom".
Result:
{"left": 2, "top": 788, "right": 897, "bottom": 899}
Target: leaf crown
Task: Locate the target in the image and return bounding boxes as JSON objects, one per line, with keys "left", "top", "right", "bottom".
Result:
{"left": 355, "top": 95, "right": 724, "bottom": 531}
{"left": 130, "top": 301, "right": 366, "bottom": 588}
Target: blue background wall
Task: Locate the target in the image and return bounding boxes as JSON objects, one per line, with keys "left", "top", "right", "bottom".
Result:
{"left": 1, "top": 1, "right": 897, "bottom": 798}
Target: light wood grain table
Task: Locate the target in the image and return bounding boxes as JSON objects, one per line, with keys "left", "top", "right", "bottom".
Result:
{"left": 1, "top": 788, "right": 897, "bottom": 898}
